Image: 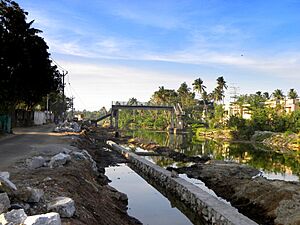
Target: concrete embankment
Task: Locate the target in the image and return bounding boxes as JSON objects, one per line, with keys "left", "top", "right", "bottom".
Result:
{"left": 107, "top": 140, "right": 258, "bottom": 225}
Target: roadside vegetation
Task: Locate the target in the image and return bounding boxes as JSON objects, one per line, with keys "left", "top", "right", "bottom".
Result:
{"left": 0, "top": 0, "right": 68, "bottom": 130}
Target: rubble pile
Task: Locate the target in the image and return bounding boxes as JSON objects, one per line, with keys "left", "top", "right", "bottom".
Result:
{"left": 0, "top": 148, "right": 88, "bottom": 224}
{"left": 54, "top": 121, "right": 81, "bottom": 133}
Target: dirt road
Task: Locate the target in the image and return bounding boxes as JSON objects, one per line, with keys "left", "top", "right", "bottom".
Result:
{"left": 0, "top": 124, "right": 68, "bottom": 170}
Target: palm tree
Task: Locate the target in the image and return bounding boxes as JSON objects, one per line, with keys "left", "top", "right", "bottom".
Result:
{"left": 152, "top": 86, "right": 166, "bottom": 105}
{"left": 263, "top": 92, "right": 270, "bottom": 100}
{"left": 177, "top": 82, "right": 195, "bottom": 109}
{"left": 192, "top": 78, "right": 206, "bottom": 95}
{"left": 272, "top": 89, "right": 285, "bottom": 100}
{"left": 255, "top": 91, "right": 262, "bottom": 97}
{"left": 288, "top": 88, "right": 298, "bottom": 100}
{"left": 217, "top": 76, "right": 228, "bottom": 90}
{"left": 214, "top": 76, "right": 228, "bottom": 103}
{"left": 193, "top": 78, "right": 207, "bottom": 116}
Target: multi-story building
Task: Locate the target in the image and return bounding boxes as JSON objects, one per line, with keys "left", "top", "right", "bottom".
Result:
{"left": 228, "top": 98, "right": 299, "bottom": 119}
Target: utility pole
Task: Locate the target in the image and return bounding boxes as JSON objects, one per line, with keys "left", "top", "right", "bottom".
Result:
{"left": 62, "top": 70, "right": 68, "bottom": 121}
{"left": 71, "top": 96, "right": 75, "bottom": 119}
{"left": 46, "top": 94, "right": 49, "bottom": 112}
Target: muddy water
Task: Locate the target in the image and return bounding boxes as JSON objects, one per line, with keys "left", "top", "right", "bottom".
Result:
{"left": 106, "top": 163, "right": 203, "bottom": 225}
{"left": 125, "top": 130, "right": 300, "bottom": 182}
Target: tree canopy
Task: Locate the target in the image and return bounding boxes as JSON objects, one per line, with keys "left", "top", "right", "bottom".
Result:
{"left": 0, "top": 0, "right": 62, "bottom": 113}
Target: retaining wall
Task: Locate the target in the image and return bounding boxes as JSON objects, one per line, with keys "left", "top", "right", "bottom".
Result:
{"left": 107, "top": 140, "right": 258, "bottom": 225}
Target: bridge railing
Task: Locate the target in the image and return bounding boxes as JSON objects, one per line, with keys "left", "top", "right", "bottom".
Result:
{"left": 112, "top": 101, "right": 173, "bottom": 107}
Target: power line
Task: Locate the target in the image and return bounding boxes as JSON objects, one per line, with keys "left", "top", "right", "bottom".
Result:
{"left": 49, "top": 57, "right": 87, "bottom": 110}
{"left": 68, "top": 82, "right": 88, "bottom": 109}
{"left": 49, "top": 56, "right": 67, "bottom": 72}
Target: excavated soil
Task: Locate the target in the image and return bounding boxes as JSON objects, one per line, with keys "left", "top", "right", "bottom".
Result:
{"left": 170, "top": 161, "right": 300, "bottom": 225}
{"left": 6, "top": 128, "right": 141, "bottom": 225}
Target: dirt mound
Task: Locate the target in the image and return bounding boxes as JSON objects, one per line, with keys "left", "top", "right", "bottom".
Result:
{"left": 173, "top": 161, "right": 300, "bottom": 225}
{"left": 6, "top": 134, "right": 141, "bottom": 225}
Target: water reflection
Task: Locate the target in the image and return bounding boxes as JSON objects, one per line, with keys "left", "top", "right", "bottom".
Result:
{"left": 105, "top": 164, "right": 197, "bottom": 225}
{"left": 125, "top": 130, "right": 300, "bottom": 181}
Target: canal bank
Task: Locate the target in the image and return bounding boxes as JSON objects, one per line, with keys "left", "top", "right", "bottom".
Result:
{"left": 106, "top": 163, "right": 200, "bottom": 225}
{"left": 120, "top": 131, "right": 300, "bottom": 225}
{"left": 79, "top": 126, "right": 300, "bottom": 224}
{"left": 107, "top": 141, "right": 258, "bottom": 225}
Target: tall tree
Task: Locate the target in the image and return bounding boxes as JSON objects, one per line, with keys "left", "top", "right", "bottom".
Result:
{"left": 151, "top": 86, "right": 177, "bottom": 105}
{"left": 272, "top": 89, "right": 285, "bottom": 100}
{"left": 213, "top": 76, "right": 228, "bottom": 103}
{"left": 192, "top": 78, "right": 206, "bottom": 95}
{"left": 288, "top": 89, "right": 298, "bottom": 100}
{"left": 0, "top": 0, "right": 62, "bottom": 113}
{"left": 193, "top": 78, "right": 207, "bottom": 116}
{"left": 177, "top": 82, "right": 195, "bottom": 109}
{"left": 263, "top": 92, "right": 270, "bottom": 100}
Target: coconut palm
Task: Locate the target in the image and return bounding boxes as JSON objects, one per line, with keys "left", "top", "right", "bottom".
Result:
{"left": 192, "top": 78, "right": 206, "bottom": 95}
{"left": 214, "top": 76, "right": 228, "bottom": 103}
{"left": 193, "top": 78, "right": 207, "bottom": 116}
{"left": 263, "top": 92, "right": 270, "bottom": 100}
{"left": 272, "top": 89, "right": 285, "bottom": 100}
{"left": 217, "top": 76, "right": 228, "bottom": 90}
{"left": 177, "top": 82, "right": 195, "bottom": 108}
{"left": 288, "top": 89, "right": 298, "bottom": 100}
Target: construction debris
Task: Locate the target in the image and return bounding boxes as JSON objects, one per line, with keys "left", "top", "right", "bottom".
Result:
{"left": 53, "top": 121, "right": 81, "bottom": 133}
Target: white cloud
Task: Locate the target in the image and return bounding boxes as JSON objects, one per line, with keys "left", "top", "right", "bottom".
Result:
{"left": 60, "top": 61, "right": 195, "bottom": 111}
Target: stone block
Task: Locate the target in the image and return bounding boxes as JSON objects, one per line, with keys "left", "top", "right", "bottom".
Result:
{"left": 0, "top": 209, "right": 27, "bottom": 225}
{"left": 47, "top": 197, "right": 75, "bottom": 218}
{"left": 26, "top": 156, "right": 46, "bottom": 169}
{"left": 49, "top": 153, "right": 71, "bottom": 168}
{"left": 24, "top": 212, "right": 61, "bottom": 225}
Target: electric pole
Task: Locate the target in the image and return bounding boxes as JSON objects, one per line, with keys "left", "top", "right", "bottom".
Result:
{"left": 71, "top": 96, "right": 75, "bottom": 119}
{"left": 62, "top": 70, "right": 68, "bottom": 121}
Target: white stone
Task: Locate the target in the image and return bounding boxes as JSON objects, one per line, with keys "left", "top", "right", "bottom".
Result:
{"left": 0, "top": 172, "right": 9, "bottom": 180}
{"left": 47, "top": 197, "right": 75, "bottom": 218}
{"left": 49, "top": 153, "right": 71, "bottom": 168}
{"left": 0, "top": 193, "right": 10, "bottom": 214}
{"left": 0, "top": 209, "right": 27, "bottom": 225}
{"left": 0, "top": 176, "right": 17, "bottom": 194}
{"left": 26, "top": 156, "right": 46, "bottom": 169}
{"left": 24, "top": 212, "right": 61, "bottom": 225}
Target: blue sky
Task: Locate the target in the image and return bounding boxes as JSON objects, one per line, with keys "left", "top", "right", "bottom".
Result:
{"left": 18, "top": 0, "right": 300, "bottom": 110}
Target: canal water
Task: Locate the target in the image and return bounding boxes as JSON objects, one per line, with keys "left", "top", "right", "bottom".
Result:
{"left": 125, "top": 130, "right": 300, "bottom": 182}
{"left": 106, "top": 163, "right": 203, "bottom": 225}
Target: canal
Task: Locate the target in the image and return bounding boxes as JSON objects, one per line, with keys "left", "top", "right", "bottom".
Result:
{"left": 125, "top": 130, "right": 300, "bottom": 182}
{"left": 106, "top": 163, "right": 204, "bottom": 225}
